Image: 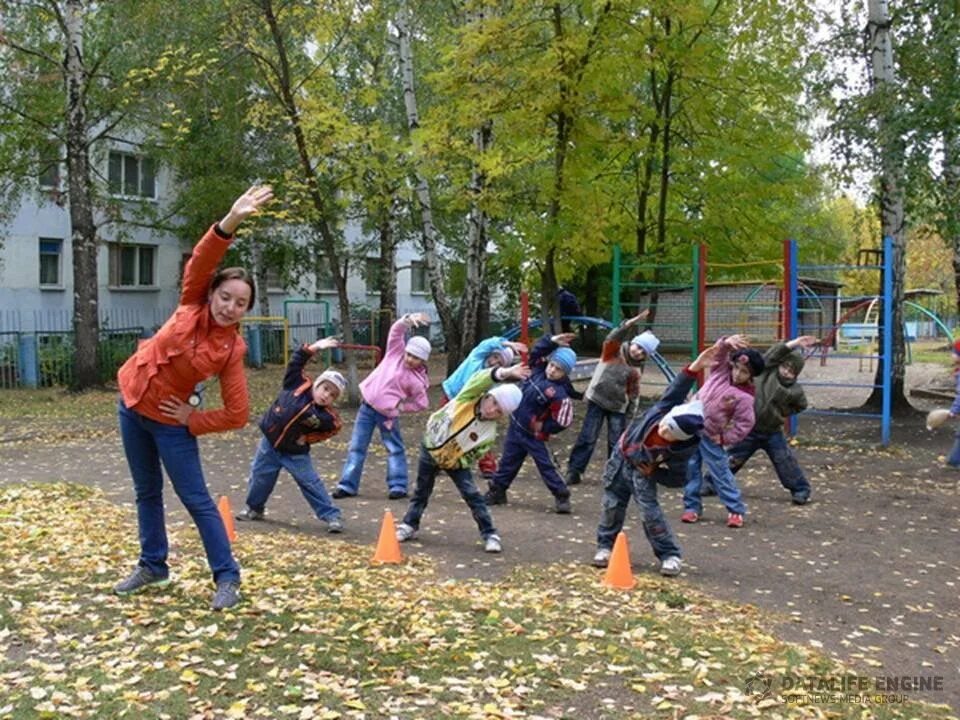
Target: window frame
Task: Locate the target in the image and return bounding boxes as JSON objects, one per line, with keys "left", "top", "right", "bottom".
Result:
{"left": 38, "top": 237, "right": 64, "bottom": 289}
{"left": 107, "top": 150, "right": 157, "bottom": 201}
{"left": 108, "top": 242, "right": 159, "bottom": 290}
{"left": 410, "top": 260, "right": 429, "bottom": 295}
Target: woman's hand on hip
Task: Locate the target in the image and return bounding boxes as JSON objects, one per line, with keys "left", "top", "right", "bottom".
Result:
{"left": 159, "top": 396, "right": 194, "bottom": 425}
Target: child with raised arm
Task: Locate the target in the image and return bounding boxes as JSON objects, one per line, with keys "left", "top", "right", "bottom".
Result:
{"left": 395, "top": 363, "right": 531, "bottom": 552}
{"left": 681, "top": 335, "right": 764, "bottom": 528}
{"left": 484, "top": 333, "right": 578, "bottom": 514}
{"left": 237, "top": 337, "right": 347, "bottom": 531}
{"left": 591, "top": 344, "right": 716, "bottom": 574}
{"left": 715, "top": 335, "right": 818, "bottom": 504}
{"left": 565, "top": 311, "right": 658, "bottom": 486}
{"left": 334, "top": 313, "right": 431, "bottom": 500}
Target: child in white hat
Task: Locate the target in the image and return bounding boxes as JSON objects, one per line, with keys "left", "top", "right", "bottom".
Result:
{"left": 334, "top": 313, "right": 432, "bottom": 499}
{"left": 238, "top": 336, "right": 347, "bottom": 532}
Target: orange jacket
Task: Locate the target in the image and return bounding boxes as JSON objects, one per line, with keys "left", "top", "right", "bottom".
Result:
{"left": 117, "top": 225, "right": 249, "bottom": 436}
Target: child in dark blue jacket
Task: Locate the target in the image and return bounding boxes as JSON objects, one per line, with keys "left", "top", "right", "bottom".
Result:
{"left": 238, "top": 337, "right": 347, "bottom": 532}
{"left": 485, "top": 333, "right": 578, "bottom": 513}
{"left": 591, "top": 344, "right": 715, "bottom": 575}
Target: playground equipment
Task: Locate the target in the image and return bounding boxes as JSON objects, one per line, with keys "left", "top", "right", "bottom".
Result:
{"left": 240, "top": 316, "right": 289, "bottom": 367}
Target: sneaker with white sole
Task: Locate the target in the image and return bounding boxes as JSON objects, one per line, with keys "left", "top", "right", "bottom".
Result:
{"left": 211, "top": 580, "right": 241, "bottom": 611}
{"left": 660, "top": 556, "right": 683, "bottom": 576}
{"left": 484, "top": 534, "right": 503, "bottom": 553}
{"left": 395, "top": 522, "right": 417, "bottom": 542}
{"left": 326, "top": 518, "right": 344, "bottom": 533}
{"left": 592, "top": 547, "right": 611, "bottom": 568}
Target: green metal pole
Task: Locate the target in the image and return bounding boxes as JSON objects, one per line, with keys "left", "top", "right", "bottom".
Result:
{"left": 612, "top": 245, "right": 622, "bottom": 325}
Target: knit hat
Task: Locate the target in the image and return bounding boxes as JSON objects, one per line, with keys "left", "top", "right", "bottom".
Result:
{"left": 781, "top": 349, "right": 805, "bottom": 376}
{"left": 314, "top": 369, "right": 347, "bottom": 394}
{"left": 549, "top": 347, "right": 577, "bottom": 374}
{"left": 731, "top": 348, "right": 765, "bottom": 377}
{"left": 490, "top": 346, "right": 515, "bottom": 366}
{"left": 405, "top": 335, "right": 432, "bottom": 361}
{"left": 487, "top": 383, "right": 522, "bottom": 414}
{"left": 630, "top": 330, "right": 660, "bottom": 356}
{"left": 660, "top": 400, "right": 704, "bottom": 441}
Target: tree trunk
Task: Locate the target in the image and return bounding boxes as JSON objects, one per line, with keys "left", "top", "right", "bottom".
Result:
{"left": 252, "top": 238, "right": 270, "bottom": 317}
{"left": 259, "top": 0, "right": 360, "bottom": 402}
{"left": 396, "top": 4, "right": 457, "bottom": 360}
{"left": 376, "top": 205, "right": 397, "bottom": 356}
{"left": 64, "top": 0, "right": 100, "bottom": 389}
{"left": 864, "top": 0, "right": 912, "bottom": 414}
{"left": 947, "top": 121, "right": 960, "bottom": 315}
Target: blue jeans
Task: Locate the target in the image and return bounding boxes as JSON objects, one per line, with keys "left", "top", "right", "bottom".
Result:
{"left": 337, "top": 402, "right": 408, "bottom": 495}
{"left": 490, "top": 422, "right": 570, "bottom": 499}
{"left": 245, "top": 437, "right": 341, "bottom": 521}
{"left": 725, "top": 430, "right": 811, "bottom": 501}
{"left": 403, "top": 445, "right": 497, "bottom": 538}
{"left": 948, "top": 430, "right": 960, "bottom": 467}
{"left": 683, "top": 436, "right": 747, "bottom": 515}
{"left": 567, "top": 400, "right": 625, "bottom": 480}
{"left": 118, "top": 402, "right": 240, "bottom": 584}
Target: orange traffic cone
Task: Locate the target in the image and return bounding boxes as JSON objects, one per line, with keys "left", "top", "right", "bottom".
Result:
{"left": 602, "top": 531, "right": 635, "bottom": 590}
{"left": 371, "top": 510, "right": 403, "bottom": 564}
{"left": 218, "top": 495, "right": 238, "bottom": 543}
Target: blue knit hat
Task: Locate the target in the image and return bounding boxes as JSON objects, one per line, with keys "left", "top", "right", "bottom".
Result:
{"left": 661, "top": 400, "right": 704, "bottom": 440}
{"left": 549, "top": 347, "right": 577, "bottom": 374}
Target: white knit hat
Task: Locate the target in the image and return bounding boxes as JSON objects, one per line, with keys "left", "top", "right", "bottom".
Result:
{"left": 491, "top": 346, "right": 515, "bottom": 366}
{"left": 660, "top": 400, "right": 704, "bottom": 440}
{"left": 630, "top": 330, "right": 660, "bottom": 355}
{"left": 487, "top": 384, "right": 522, "bottom": 414}
{"left": 405, "top": 336, "right": 432, "bottom": 361}
{"left": 314, "top": 370, "right": 347, "bottom": 394}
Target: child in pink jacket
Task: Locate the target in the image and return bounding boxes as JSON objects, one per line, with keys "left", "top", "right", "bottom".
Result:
{"left": 681, "top": 334, "right": 764, "bottom": 528}
{"left": 334, "top": 313, "right": 431, "bottom": 499}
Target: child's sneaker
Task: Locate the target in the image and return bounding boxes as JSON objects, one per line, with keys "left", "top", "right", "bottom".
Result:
{"left": 726, "top": 512, "right": 744, "bottom": 528}
{"left": 680, "top": 510, "right": 699, "bottom": 523}
{"left": 395, "top": 523, "right": 417, "bottom": 542}
{"left": 211, "top": 581, "right": 241, "bottom": 611}
{"left": 326, "top": 518, "right": 344, "bottom": 533}
{"left": 484, "top": 485, "right": 508, "bottom": 505}
{"left": 236, "top": 507, "right": 264, "bottom": 521}
{"left": 791, "top": 492, "right": 809, "bottom": 505}
{"left": 484, "top": 534, "right": 503, "bottom": 553}
{"left": 659, "top": 556, "right": 683, "bottom": 576}
{"left": 592, "top": 547, "right": 611, "bottom": 568}
{"left": 565, "top": 470, "right": 582, "bottom": 486}
{"left": 388, "top": 489, "right": 408, "bottom": 500}
{"left": 554, "top": 496, "right": 572, "bottom": 514}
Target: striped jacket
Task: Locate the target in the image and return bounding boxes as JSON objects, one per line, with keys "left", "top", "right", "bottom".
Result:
{"left": 510, "top": 336, "right": 574, "bottom": 441}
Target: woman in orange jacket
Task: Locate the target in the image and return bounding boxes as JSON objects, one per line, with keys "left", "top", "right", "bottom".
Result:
{"left": 113, "top": 185, "right": 272, "bottom": 611}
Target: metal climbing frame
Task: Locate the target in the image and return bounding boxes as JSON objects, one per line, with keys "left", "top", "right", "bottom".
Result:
{"left": 786, "top": 237, "right": 893, "bottom": 446}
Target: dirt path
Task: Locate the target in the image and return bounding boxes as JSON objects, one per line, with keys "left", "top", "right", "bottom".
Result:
{"left": 2, "top": 357, "right": 958, "bottom": 711}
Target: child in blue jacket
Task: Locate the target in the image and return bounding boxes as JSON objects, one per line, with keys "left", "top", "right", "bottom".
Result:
{"left": 238, "top": 337, "right": 346, "bottom": 532}
{"left": 485, "top": 333, "right": 578, "bottom": 513}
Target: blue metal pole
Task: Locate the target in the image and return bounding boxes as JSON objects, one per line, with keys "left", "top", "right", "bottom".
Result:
{"left": 786, "top": 239, "right": 799, "bottom": 437}
{"left": 881, "top": 235, "right": 893, "bottom": 447}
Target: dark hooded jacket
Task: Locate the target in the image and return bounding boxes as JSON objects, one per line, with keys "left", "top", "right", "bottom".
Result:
{"left": 752, "top": 342, "right": 807, "bottom": 433}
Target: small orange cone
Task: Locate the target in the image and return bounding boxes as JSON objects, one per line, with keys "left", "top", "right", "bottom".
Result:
{"left": 602, "top": 531, "right": 635, "bottom": 590}
{"left": 371, "top": 510, "right": 403, "bottom": 564}
{"left": 218, "top": 495, "right": 238, "bottom": 543}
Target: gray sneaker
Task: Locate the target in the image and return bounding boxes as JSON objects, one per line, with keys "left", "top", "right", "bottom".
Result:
{"left": 211, "top": 581, "right": 241, "bottom": 611}
{"left": 484, "top": 534, "right": 503, "bottom": 553}
{"left": 395, "top": 522, "right": 417, "bottom": 542}
{"left": 592, "top": 547, "right": 612, "bottom": 568}
{"left": 326, "top": 518, "right": 344, "bottom": 534}
{"left": 659, "top": 556, "right": 683, "bottom": 577}
{"left": 114, "top": 566, "right": 170, "bottom": 596}
{"left": 236, "top": 507, "right": 265, "bottom": 521}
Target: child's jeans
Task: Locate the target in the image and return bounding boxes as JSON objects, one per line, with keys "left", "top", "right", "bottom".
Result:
{"left": 489, "top": 422, "right": 569, "bottom": 499}
{"left": 724, "top": 429, "right": 811, "bottom": 501}
{"left": 403, "top": 445, "right": 497, "bottom": 538}
{"left": 566, "top": 400, "right": 625, "bottom": 481}
{"left": 683, "top": 436, "right": 747, "bottom": 516}
{"left": 337, "top": 402, "right": 408, "bottom": 495}
{"left": 595, "top": 449, "right": 682, "bottom": 560}
{"left": 245, "top": 437, "right": 341, "bottom": 521}
{"left": 948, "top": 430, "right": 960, "bottom": 467}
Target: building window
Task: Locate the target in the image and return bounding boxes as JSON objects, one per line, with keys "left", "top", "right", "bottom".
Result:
{"left": 365, "top": 257, "right": 382, "bottom": 294}
{"left": 109, "top": 243, "right": 157, "bottom": 288}
{"left": 315, "top": 254, "right": 335, "bottom": 292}
{"left": 39, "top": 238, "right": 63, "bottom": 287}
{"left": 108, "top": 151, "right": 156, "bottom": 199}
{"left": 410, "top": 260, "right": 428, "bottom": 294}
{"left": 265, "top": 265, "right": 285, "bottom": 292}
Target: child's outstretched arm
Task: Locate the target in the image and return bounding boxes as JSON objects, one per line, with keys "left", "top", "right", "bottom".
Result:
{"left": 280, "top": 337, "right": 339, "bottom": 390}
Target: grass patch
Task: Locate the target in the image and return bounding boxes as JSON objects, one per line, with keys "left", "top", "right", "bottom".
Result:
{"left": 0, "top": 483, "right": 954, "bottom": 719}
